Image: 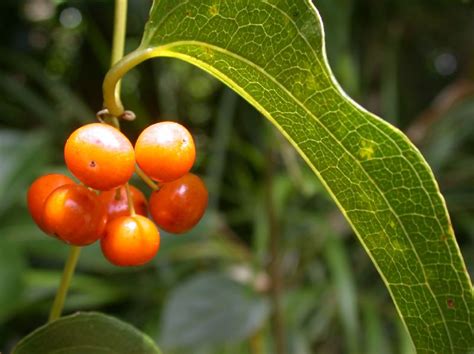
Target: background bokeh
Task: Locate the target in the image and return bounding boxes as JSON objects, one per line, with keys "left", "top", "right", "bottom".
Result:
{"left": 0, "top": 0, "right": 473, "bottom": 353}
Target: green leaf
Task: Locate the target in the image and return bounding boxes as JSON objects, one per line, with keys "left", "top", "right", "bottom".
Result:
{"left": 13, "top": 312, "right": 161, "bottom": 354}
{"left": 108, "top": 1, "right": 474, "bottom": 352}
{"left": 159, "top": 273, "right": 269, "bottom": 349}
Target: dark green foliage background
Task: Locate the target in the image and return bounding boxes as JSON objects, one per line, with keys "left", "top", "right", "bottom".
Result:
{"left": 0, "top": 1, "right": 472, "bottom": 353}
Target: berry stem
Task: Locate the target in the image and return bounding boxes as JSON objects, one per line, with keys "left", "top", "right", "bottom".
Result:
{"left": 48, "top": 246, "right": 81, "bottom": 322}
{"left": 124, "top": 182, "right": 136, "bottom": 216}
{"left": 135, "top": 165, "right": 159, "bottom": 191}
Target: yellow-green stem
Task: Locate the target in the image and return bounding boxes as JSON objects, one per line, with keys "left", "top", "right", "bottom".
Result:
{"left": 48, "top": 246, "right": 81, "bottom": 322}
{"left": 135, "top": 165, "right": 159, "bottom": 191}
{"left": 111, "top": 0, "right": 128, "bottom": 85}
{"left": 124, "top": 182, "right": 136, "bottom": 215}
{"left": 104, "top": 48, "right": 154, "bottom": 116}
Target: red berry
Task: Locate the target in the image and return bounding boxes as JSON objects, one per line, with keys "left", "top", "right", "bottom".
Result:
{"left": 101, "top": 215, "right": 160, "bottom": 266}
{"left": 135, "top": 121, "right": 195, "bottom": 182}
{"left": 149, "top": 173, "right": 208, "bottom": 234}
{"left": 42, "top": 184, "right": 107, "bottom": 245}
{"left": 64, "top": 123, "right": 135, "bottom": 190}
{"left": 98, "top": 185, "right": 148, "bottom": 221}
{"left": 27, "top": 174, "right": 75, "bottom": 233}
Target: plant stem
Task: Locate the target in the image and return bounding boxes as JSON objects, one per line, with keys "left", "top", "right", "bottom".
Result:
{"left": 135, "top": 166, "right": 159, "bottom": 191}
{"left": 48, "top": 246, "right": 81, "bottom": 322}
{"left": 104, "top": 48, "right": 152, "bottom": 116}
{"left": 124, "top": 182, "right": 136, "bottom": 215}
{"left": 111, "top": 0, "right": 128, "bottom": 66}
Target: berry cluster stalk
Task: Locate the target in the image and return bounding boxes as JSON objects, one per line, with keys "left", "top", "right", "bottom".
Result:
{"left": 48, "top": 246, "right": 81, "bottom": 322}
{"left": 48, "top": 0, "right": 129, "bottom": 323}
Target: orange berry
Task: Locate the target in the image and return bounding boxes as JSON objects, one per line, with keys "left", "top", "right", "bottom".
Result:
{"left": 42, "top": 184, "right": 107, "bottom": 246}
{"left": 135, "top": 121, "right": 195, "bottom": 182}
{"left": 64, "top": 123, "right": 135, "bottom": 190}
{"left": 27, "top": 174, "right": 75, "bottom": 233}
{"left": 100, "top": 215, "right": 160, "bottom": 266}
{"left": 98, "top": 185, "right": 148, "bottom": 221}
{"left": 149, "top": 173, "right": 208, "bottom": 234}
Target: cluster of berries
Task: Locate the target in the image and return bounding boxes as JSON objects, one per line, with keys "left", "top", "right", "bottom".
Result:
{"left": 27, "top": 121, "right": 208, "bottom": 266}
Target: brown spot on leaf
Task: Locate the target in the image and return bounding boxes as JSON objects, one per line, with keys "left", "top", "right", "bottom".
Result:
{"left": 447, "top": 298, "right": 455, "bottom": 309}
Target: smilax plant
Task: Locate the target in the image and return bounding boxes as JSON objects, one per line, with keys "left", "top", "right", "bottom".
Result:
{"left": 13, "top": 1, "right": 473, "bottom": 353}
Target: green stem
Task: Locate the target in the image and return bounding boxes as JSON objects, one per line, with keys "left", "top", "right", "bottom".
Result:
{"left": 103, "top": 48, "right": 152, "bottom": 116}
{"left": 124, "top": 182, "right": 136, "bottom": 215}
{"left": 110, "top": 0, "right": 128, "bottom": 98}
{"left": 135, "top": 165, "right": 159, "bottom": 191}
{"left": 48, "top": 246, "right": 81, "bottom": 322}
{"left": 111, "top": 0, "right": 128, "bottom": 66}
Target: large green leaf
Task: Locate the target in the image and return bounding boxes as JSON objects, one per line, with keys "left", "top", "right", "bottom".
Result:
{"left": 104, "top": 0, "right": 474, "bottom": 352}
{"left": 13, "top": 312, "right": 161, "bottom": 354}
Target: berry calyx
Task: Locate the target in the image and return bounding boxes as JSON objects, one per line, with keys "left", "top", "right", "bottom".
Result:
{"left": 42, "top": 184, "right": 107, "bottom": 245}
{"left": 149, "top": 173, "right": 208, "bottom": 234}
{"left": 27, "top": 174, "right": 75, "bottom": 233}
{"left": 134, "top": 121, "right": 195, "bottom": 182}
{"left": 99, "top": 184, "right": 148, "bottom": 221}
{"left": 64, "top": 123, "right": 135, "bottom": 191}
{"left": 100, "top": 215, "right": 160, "bottom": 266}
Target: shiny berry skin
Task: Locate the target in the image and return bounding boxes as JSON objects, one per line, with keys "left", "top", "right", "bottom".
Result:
{"left": 100, "top": 215, "right": 160, "bottom": 266}
{"left": 149, "top": 173, "right": 208, "bottom": 234}
{"left": 42, "top": 184, "right": 107, "bottom": 246}
{"left": 99, "top": 185, "right": 148, "bottom": 221}
{"left": 135, "top": 121, "right": 195, "bottom": 182}
{"left": 64, "top": 123, "right": 135, "bottom": 191}
{"left": 27, "top": 174, "right": 75, "bottom": 233}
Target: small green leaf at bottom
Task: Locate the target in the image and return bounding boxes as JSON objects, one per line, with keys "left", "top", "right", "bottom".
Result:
{"left": 13, "top": 312, "right": 161, "bottom": 354}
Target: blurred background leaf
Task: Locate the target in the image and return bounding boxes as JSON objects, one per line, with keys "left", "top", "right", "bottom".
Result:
{"left": 159, "top": 272, "right": 269, "bottom": 352}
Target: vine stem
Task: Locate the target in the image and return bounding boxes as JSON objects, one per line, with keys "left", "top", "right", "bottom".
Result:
{"left": 48, "top": 246, "right": 81, "bottom": 322}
